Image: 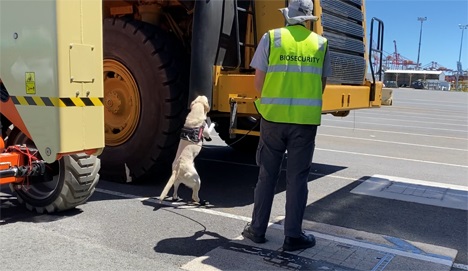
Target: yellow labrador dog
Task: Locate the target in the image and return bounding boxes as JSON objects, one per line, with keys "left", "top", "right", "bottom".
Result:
{"left": 159, "top": 95, "right": 214, "bottom": 204}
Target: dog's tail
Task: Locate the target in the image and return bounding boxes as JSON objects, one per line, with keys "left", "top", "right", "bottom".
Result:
{"left": 159, "top": 162, "right": 180, "bottom": 203}
{"left": 159, "top": 172, "right": 176, "bottom": 203}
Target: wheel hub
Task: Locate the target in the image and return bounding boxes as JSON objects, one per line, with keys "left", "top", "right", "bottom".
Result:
{"left": 105, "top": 91, "right": 122, "bottom": 114}
{"left": 103, "top": 59, "right": 141, "bottom": 146}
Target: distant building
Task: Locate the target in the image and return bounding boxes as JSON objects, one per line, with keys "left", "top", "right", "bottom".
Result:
{"left": 383, "top": 70, "right": 446, "bottom": 88}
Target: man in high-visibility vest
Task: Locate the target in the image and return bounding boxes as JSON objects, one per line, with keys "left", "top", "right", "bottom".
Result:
{"left": 242, "top": 0, "right": 332, "bottom": 252}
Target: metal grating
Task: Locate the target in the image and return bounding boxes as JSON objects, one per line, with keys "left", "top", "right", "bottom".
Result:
{"left": 323, "top": 32, "right": 364, "bottom": 54}
{"left": 346, "top": 0, "right": 363, "bottom": 7}
{"left": 346, "top": 0, "right": 362, "bottom": 6}
{"left": 322, "top": 13, "right": 364, "bottom": 38}
{"left": 321, "top": 0, "right": 366, "bottom": 85}
{"left": 321, "top": 0, "right": 363, "bottom": 22}
{"left": 329, "top": 52, "right": 366, "bottom": 85}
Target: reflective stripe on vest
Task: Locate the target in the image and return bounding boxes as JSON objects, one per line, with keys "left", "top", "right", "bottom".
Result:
{"left": 260, "top": 97, "right": 322, "bottom": 107}
{"left": 255, "top": 25, "right": 327, "bottom": 125}
{"left": 267, "top": 65, "right": 323, "bottom": 74}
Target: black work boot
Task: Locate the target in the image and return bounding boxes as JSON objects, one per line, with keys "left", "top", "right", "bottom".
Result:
{"left": 241, "top": 223, "right": 267, "bottom": 243}
{"left": 283, "top": 232, "right": 316, "bottom": 251}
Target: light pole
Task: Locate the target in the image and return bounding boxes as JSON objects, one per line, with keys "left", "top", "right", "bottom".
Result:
{"left": 416, "top": 17, "right": 427, "bottom": 70}
{"left": 456, "top": 24, "right": 468, "bottom": 91}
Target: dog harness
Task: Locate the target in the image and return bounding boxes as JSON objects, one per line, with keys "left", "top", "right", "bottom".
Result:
{"left": 180, "top": 126, "right": 204, "bottom": 143}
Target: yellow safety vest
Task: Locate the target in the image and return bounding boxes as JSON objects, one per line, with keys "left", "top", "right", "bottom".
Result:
{"left": 255, "top": 25, "right": 327, "bottom": 125}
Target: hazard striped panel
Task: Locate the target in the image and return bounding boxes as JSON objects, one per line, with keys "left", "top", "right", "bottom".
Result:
{"left": 10, "top": 96, "right": 104, "bottom": 107}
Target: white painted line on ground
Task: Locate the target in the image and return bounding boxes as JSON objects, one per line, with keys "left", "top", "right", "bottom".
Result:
{"left": 330, "top": 115, "right": 468, "bottom": 128}
{"left": 308, "top": 172, "right": 357, "bottom": 181}
{"left": 395, "top": 100, "right": 468, "bottom": 109}
{"left": 315, "top": 148, "right": 468, "bottom": 168}
{"left": 95, "top": 188, "right": 252, "bottom": 222}
{"left": 350, "top": 110, "right": 468, "bottom": 122}
{"left": 393, "top": 98, "right": 466, "bottom": 106}
{"left": 320, "top": 125, "right": 467, "bottom": 141}
{"left": 324, "top": 118, "right": 467, "bottom": 133}
{"left": 95, "top": 188, "right": 455, "bottom": 267}
{"left": 96, "top": 188, "right": 142, "bottom": 199}
{"left": 319, "top": 134, "right": 467, "bottom": 152}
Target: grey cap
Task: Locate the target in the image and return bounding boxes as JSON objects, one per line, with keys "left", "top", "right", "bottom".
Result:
{"left": 279, "top": 0, "right": 318, "bottom": 25}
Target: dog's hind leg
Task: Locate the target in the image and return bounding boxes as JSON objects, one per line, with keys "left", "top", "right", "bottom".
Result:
{"left": 172, "top": 182, "right": 180, "bottom": 201}
{"left": 191, "top": 174, "right": 201, "bottom": 203}
{"left": 159, "top": 170, "right": 177, "bottom": 203}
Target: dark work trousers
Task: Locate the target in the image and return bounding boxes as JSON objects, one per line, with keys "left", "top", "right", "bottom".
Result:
{"left": 250, "top": 118, "right": 318, "bottom": 238}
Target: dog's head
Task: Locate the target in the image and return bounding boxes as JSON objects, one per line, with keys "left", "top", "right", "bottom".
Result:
{"left": 190, "top": 95, "right": 210, "bottom": 114}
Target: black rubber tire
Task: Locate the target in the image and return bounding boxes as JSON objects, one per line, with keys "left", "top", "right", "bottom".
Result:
{"left": 7, "top": 128, "right": 100, "bottom": 213}
{"left": 100, "top": 18, "right": 188, "bottom": 181}
{"left": 212, "top": 116, "right": 260, "bottom": 153}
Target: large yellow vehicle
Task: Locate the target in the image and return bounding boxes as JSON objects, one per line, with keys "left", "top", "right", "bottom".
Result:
{"left": 1, "top": 0, "right": 384, "bottom": 212}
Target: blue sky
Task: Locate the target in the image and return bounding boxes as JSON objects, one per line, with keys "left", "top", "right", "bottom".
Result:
{"left": 365, "top": 0, "right": 468, "bottom": 72}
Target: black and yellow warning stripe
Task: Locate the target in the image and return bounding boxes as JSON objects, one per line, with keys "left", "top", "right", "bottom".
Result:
{"left": 11, "top": 96, "right": 104, "bottom": 107}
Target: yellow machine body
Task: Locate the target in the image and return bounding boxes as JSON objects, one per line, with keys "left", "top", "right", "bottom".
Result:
{"left": 212, "top": 0, "right": 382, "bottom": 117}
{"left": 0, "top": 0, "right": 104, "bottom": 163}
{"left": 213, "top": 72, "right": 383, "bottom": 115}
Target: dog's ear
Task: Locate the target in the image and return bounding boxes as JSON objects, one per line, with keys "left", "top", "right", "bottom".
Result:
{"left": 198, "top": 95, "right": 210, "bottom": 113}
{"left": 202, "top": 98, "right": 210, "bottom": 113}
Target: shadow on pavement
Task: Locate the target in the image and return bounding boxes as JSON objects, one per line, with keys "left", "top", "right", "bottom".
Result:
{"left": 164, "top": 145, "right": 347, "bottom": 208}
{"left": 304, "top": 180, "right": 468, "bottom": 264}
{"left": 91, "top": 145, "right": 347, "bottom": 209}
{"left": 0, "top": 186, "right": 83, "bottom": 225}
{"left": 154, "top": 229, "right": 230, "bottom": 257}
{"left": 146, "top": 206, "right": 231, "bottom": 257}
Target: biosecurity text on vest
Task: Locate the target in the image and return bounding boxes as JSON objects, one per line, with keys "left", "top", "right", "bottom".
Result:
{"left": 279, "top": 55, "right": 321, "bottom": 63}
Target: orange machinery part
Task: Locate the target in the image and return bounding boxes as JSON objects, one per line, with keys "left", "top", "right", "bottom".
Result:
{"left": 0, "top": 142, "right": 25, "bottom": 185}
{"left": 1, "top": 99, "right": 32, "bottom": 140}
